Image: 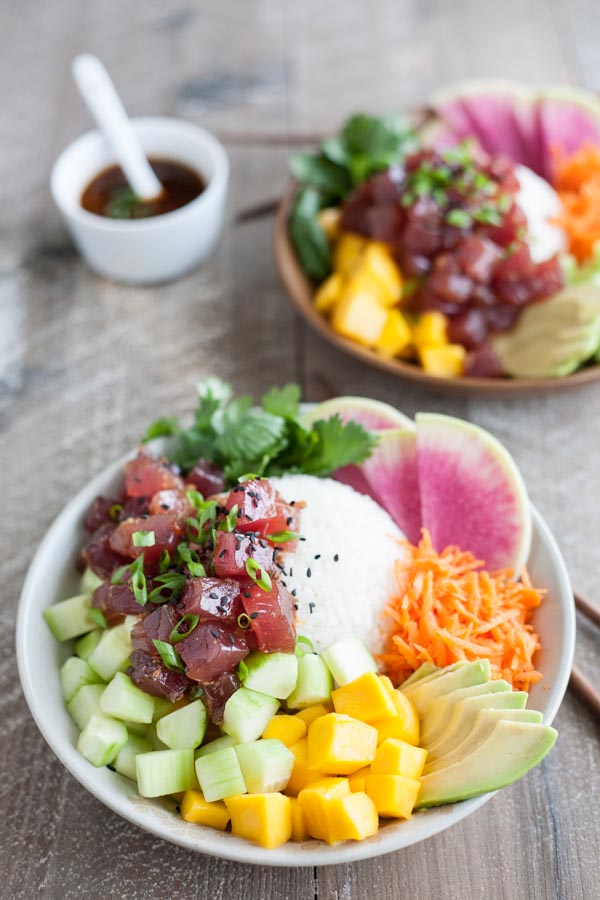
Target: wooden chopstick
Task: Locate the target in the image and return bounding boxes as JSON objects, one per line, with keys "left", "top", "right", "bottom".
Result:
{"left": 569, "top": 664, "right": 600, "bottom": 721}
{"left": 574, "top": 591, "right": 600, "bottom": 629}
{"left": 234, "top": 196, "right": 281, "bottom": 224}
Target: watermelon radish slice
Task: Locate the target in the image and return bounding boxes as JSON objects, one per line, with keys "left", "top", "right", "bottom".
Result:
{"left": 302, "top": 396, "right": 413, "bottom": 431}
{"left": 360, "top": 429, "right": 422, "bottom": 544}
{"left": 415, "top": 413, "right": 531, "bottom": 571}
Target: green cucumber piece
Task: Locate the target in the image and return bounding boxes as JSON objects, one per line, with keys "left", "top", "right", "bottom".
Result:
{"left": 88, "top": 624, "right": 132, "bottom": 681}
{"left": 240, "top": 651, "right": 298, "bottom": 700}
{"left": 99, "top": 672, "right": 155, "bottom": 724}
{"left": 235, "top": 739, "right": 294, "bottom": 793}
{"left": 156, "top": 700, "right": 207, "bottom": 750}
{"left": 136, "top": 749, "right": 197, "bottom": 797}
{"left": 74, "top": 629, "right": 103, "bottom": 661}
{"left": 195, "top": 746, "right": 247, "bottom": 802}
{"left": 152, "top": 697, "right": 177, "bottom": 722}
{"left": 123, "top": 720, "right": 149, "bottom": 737}
{"left": 44, "top": 594, "right": 95, "bottom": 642}
{"left": 114, "top": 734, "right": 153, "bottom": 781}
{"left": 61, "top": 656, "right": 103, "bottom": 703}
{"left": 77, "top": 714, "right": 128, "bottom": 767}
{"left": 80, "top": 568, "right": 104, "bottom": 597}
{"left": 222, "top": 688, "right": 279, "bottom": 743}
{"left": 286, "top": 654, "right": 333, "bottom": 709}
{"left": 145, "top": 724, "right": 169, "bottom": 750}
{"left": 320, "top": 637, "right": 377, "bottom": 686}
{"left": 68, "top": 683, "right": 105, "bottom": 730}
{"left": 195, "top": 735, "right": 238, "bottom": 759}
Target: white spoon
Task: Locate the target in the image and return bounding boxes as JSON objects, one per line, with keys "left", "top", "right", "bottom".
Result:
{"left": 72, "top": 53, "right": 163, "bottom": 201}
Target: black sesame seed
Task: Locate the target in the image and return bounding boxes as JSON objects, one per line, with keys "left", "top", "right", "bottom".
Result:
{"left": 218, "top": 549, "right": 226, "bottom": 558}
{"left": 237, "top": 508, "right": 243, "bottom": 518}
{"left": 107, "top": 764, "right": 116, "bottom": 772}
{"left": 291, "top": 589, "right": 297, "bottom": 597}
{"left": 209, "top": 591, "right": 218, "bottom": 599}
{"left": 306, "top": 567, "right": 312, "bottom": 578}
{"left": 160, "top": 503, "right": 169, "bottom": 510}
{"left": 314, "top": 554, "right": 321, "bottom": 560}
{"left": 289, "top": 568, "right": 293, "bottom": 577}
{"left": 272, "top": 548, "right": 280, "bottom": 562}
{"left": 309, "top": 602, "right": 315, "bottom": 614}
{"left": 290, "top": 500, "right": 296, "bottom": 506}
{"left": 286, "top": 517, "right": 293, "bottom": 526}
{"left": 228, "top": 633, "right": 235, "bottom": 644}
{"left": 250, "top": 611, "right": 259, "bottom": 619}
{"left": 243, "top": 591, "right": 251, "bottom": 598}
{"left": 210, "top": 628, "right": 219, "bottom": 639}
{"left": 293, "top": 603, "right": 299, "bottom": 610}
{"left": 334, "top": 554, "right": 339, "bottom": 562}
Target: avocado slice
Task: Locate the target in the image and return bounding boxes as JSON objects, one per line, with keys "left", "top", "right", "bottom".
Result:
{"left": 415, "top": 720, "right": 557, "bottom": 808}
{"left": 421, "top": 680, "right": 511, "bottom": 747}
{"left": 426, "top": 690, "right": 528, "bottom": 759}
{"left": 400, "top": 662, "right": 439, "bottom": 689}
{"left": 403, "top": 660, "right": 490, "bottom": 718}
{"left": 424, "top": 707, "right": 544, "bottom": 773}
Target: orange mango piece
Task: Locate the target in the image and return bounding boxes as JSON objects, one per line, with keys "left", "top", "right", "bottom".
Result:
{"left": 307, "top": 713, "right": 378, "bottom": 775}
{"left": 332, "top": 672, "right": 398, "bottom": 723}
{"left": 225, "top": 793, "right": 292, "bottom": 849}
{"left": 371, "top": 738, "right": 427, "bottom": 779}
{"left": 366, "top": 773, "right": 421, "bottom": 819}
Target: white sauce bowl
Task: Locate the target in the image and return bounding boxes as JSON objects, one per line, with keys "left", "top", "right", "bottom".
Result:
{"left": 50, "top": 117, "right": 229, "bottom": 285}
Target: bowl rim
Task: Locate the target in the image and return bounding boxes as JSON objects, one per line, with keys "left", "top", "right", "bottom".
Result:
{"left": 274, "top": 183, "right": 600, "bottom": 394}
{"left": 16, "top": 439, "right": 575, "bottom": 867}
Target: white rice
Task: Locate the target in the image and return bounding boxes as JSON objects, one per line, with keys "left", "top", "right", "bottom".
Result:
{"left": 269, "top": 475, "right": 408, "bottom": 656}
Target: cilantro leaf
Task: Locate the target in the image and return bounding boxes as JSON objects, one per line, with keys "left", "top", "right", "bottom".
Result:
{"left": 289, "top": 187, "right": 332, "bottom": 282}
{"left": 261, "top": 384, "right": 301, "bottom": 419}
{"left": 215, "top": 409, "right": 286, "bottom": 462}
{"left": 142, "top": 417, "right": 180, "bottom": 442}
{"left": 290, "top": 153, "right": 351, "bottom": 199}
{"left": 295, "top": 414, "right": 378, "bottom": 476}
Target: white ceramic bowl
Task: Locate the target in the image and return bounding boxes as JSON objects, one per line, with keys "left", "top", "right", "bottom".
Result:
{"left": 16, "top": 440, "right": 575, "bottom": 866}
{"left": 50, "top": 117, "right": 229, "bottom": 284}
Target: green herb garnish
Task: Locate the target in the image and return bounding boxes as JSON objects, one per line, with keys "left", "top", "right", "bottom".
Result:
{"left": 132, "top": 530, "right": 156, "bottom": 548}
{"left": 237, "top": 613, "right": 252, "bottom": 630}
{"left": 88, "top": 608, "right": 108, "bottom": 629}
{"left": 148, "top": 572, "right": 187, "bottom": 604}
{"left": 265, "top": 530, "right": 301, "bottom": 544}
{"left": 152, "top": 639, "right": 185, "bottom": 672}
{"left": 245, "top": 558, "right": 272, "bottom": 592}
{"left": 295, "top": 635, "right": 315, "bottom": 657}
{"left": 169, "top": 614, "right": 200, "bottom": 644}
{"left": 446, "top": 209, "right": 472, "bottom": 229}
{"left": 105, "top": 187, "right": 154, "bottom": 220}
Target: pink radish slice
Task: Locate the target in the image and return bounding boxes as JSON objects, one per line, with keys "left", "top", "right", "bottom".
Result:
{"left": 416, "top": 413, "right": 531, "bottom": 572}
{"left": 360, "top": 428, "right": 422, "bottom": 544}
{"left": 303, "top": 396, "right": 413, "bottom": 432}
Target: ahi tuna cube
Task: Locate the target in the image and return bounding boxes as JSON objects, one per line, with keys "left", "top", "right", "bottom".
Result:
{"left": 124, "top": 451, "right": 183, "bottom": 498}
{"left": 182, "top": 577, "right": 241, "bottom": 619}
{"left": 186, "top": 459, "right": 226, "bottom": 497}
{"left": 131, "top": 605, "right": 179, "bottom": 655}
{"left": 201, "top": 671, "right": 240, "bottom": 725}
{"left": 213, "top": 531, "right": 276, "bottom": 579}
{"left": 178, "top": 623, "right": 249, "bottom": 683}
{"left": 109, "top": 513, "right": 183, "bottom": 566}
{"left": 82, "top": 524, "right": 129, "bottom": 579}
{"left": 224, "top": 479, "right": 277, "bottom": 532}
{"left": 129, "top": 649, "right": 191, "bottom": 702}
{"left": 240, "top": 582, "right": 296, "bottom": 653}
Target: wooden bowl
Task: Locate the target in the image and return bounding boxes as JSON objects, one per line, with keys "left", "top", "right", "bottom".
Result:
{"left": 274, "top": 184, "right": 600, "bottom": 394}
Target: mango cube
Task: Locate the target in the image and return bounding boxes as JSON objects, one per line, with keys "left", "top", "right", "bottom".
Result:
{"left": 295, "top": 703, "right": 331, "bottom": 725}
{"left": 366, "top": 773, "right": 421, "bottom": 819}
{"left": 285, "top": 738, "right": 322, "bottom": 796}
{"left": 332, "top": 672, "right": 398, "bottom": 724}
{"left": 334, "top": 233, "right": 366, "bottom": 274}
{"left": 314, "top": 273, "right": 344, "bottom": 313}
{"left": 412, "top": 311, "right": 448, "bottom": 350}
{"left": 420, "top": 344, "right": 466, "bottom": 377}
{"left": 345, "top": 268, "right": 391, "bottom": 309}
{"left": 225, "top": 792, "right": 292, "bottom": 848}
{"left": 376, "top": 309, "right": 412, "bottom": 357}
{"left": 298, "top": 778, "right": 350, "bottom": 841}
{"left": 326, "top": 791, "right": 379, "bottom": 843}
{"left": 317, "top": 207, "right": 341, "bottom": 241}
{"left": 371, "top": 738, "right": 427, "bottom": 779}
{"left": 289, "top": 796, "right": 309, "bottom": 842}
{"left": 362, "top": 243, "right": 403, "bottom": 305}
{"left": 332, "top": 290, "right": 388, "bottom": 346}
{"left": 348, "top": 766, "right": 370, "bottom": 793}
{"left": 307, "top": 713, "right": 378, "bottom": 774}
{"left": 374, "top": 681, "right": 420, "bottom": 746}
{"left": 180, "top": 790, "right": 230, "bottom": 830}
{"left": 262, "top": 715, "right": 307, "bottom": 747}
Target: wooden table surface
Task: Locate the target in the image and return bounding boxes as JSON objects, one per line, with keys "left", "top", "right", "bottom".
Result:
{"left": 2, "top": 1, "right": 600, "bottom": 897}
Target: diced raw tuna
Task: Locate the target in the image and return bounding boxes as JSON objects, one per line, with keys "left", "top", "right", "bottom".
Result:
{"left": 240, "top": 582, "right": 296, "bottom": 653}
{"left": 186, "top": 460, "right": 226, "bottom": 496}
{"left": 84, "top": 496, "right": 119, "bottom": 532}
{"left": 120, "top": 496, "right": 151, "bottom": 519}
{"left": 201, "top": 671, "right": 240, "bottom": 725}
{"left": 109, "top": 513, "right": 183, "bottom": 566}
{"left": 128, "top": 649, "right": 191, "bottom": 702}
{"left": 124, "top": 451, "right": 183, "bottom": 498}
{"left": 131, "top": 605, "right": 179, "bottom": 655}
{"left": 182, "top": 577, "right": 241, "bottom": 619}
{"left": 224, "top": 479, "right": 277, "bottom": 533}
{"left": 82, "top": 524, "right": 129, "bottom": 580}
{"left": 149, "top": 489, "right": 194, "bottom": 517}
{"left": 213, "top": 531, "right": 276, "bottom": 579}
{"left": 178, "top": 623, "right": 249, "bottom": 683}
{"left": 91, "top": 582, "right": 123, "bottom": 628}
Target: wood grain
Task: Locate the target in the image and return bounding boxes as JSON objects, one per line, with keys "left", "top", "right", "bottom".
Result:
{"left": 1, "top": 1, "right": 599, "bottom": 898}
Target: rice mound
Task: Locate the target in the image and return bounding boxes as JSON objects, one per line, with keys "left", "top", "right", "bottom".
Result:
{"left": 270, "top": 474, "right": 407, "bottom": 656}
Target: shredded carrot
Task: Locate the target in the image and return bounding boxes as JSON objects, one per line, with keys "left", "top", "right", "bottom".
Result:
{"left": 380, "top": 529, "right": 544, "bottom": 691}
{"left": 554, "top": 144, "right": 600, "bottom": 263}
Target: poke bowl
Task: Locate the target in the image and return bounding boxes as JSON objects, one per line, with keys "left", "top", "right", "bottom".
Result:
{"left": 274, "top": 82, "right": 600, "bottom": 393}
{"left": 16, "top": 385, "right": 575, "bottom": 866}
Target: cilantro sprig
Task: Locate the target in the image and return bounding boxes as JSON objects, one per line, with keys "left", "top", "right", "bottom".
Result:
{"left": 142, "top": 377, "right": 377, "bottom": 485}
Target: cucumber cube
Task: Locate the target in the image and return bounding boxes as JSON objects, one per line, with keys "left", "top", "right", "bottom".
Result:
{"left": 195, "top": 747, "right": 246, "bottom": 802}
{"left": 222, "top": 688, "right": 279, "bottom": 743}
{"left": 235, "top": 739, "right": 294, "bottom": 793}
{"left": 240, "top": 651, "right": 298, "bottom": 700}
{"left": 114, "top": 734, "right": 153, "bottom": 781}
{"left": 156, "top": 700, "right": 207, "bottom": 750}
{"left": 136, "top": 749, "right": 197, "bottom": 797}
{"left": 61, "top": 656, "right": 103, "bottom": 703}
{"left": 145, "top": 724, "right": 169, "bottom": 750}
{"left": 100, "top": 672, "right": 155, "bottom": 724}
{"left": 80, "top": 567, "right": 104, "bottom": 597}
{"left": 321, "top": 637, "right": 377, "bottom": 686}
{"left": 152, "top": 697, "right": 177, "bottom": 722}
{"left": 74, "top": 629, "right": 103, "bottom": 661}
{"left": 44, "top": 594, "right": 96, "bottom": 642}
{"left": 77, "top": 714, "right": 128, "bottom": 767}
{"left": 123, "top": 720, "right": 149, "bottom": 737}
{"left": 286, "top": 654, "right": 333, "bottom": 709}
{"left": 88, "top": 624, "right": 132, "bottom": 681}
{"left": 195, "top": 735, "right": 238, "bottom": 759}
{"left": 68, "top": 683, "right": 105, "bottom": 730}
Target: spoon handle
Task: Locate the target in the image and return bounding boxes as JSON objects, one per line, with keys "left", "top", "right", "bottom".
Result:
{"left": 72, "top": 54, "right": 162, "bottom": 201}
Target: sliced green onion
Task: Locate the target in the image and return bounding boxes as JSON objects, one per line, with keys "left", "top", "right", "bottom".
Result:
{"left": 132, "top": 530, "right": 156, "bottom": 548}
{"left": 152, "top": 639, "right": 185, "bottom": 672}
{"left": 169, "top": 614, "right": 200, "bottom": 643}
{"left": 237, "top": 473, "right": 260, "bottom": 483}
{"left": 186, "top": 489, "right": 205, "bottom": 509}
{"left": 446, "top": 208, "right": 471, "bottom": 228}
{"left": 188, "top": 561, "right": 206, "bottom": 577}
{"left": 238, "top": 659, "right": 249, "bottom": 680}
{"left": 265, "top": 530, "right": 301, "bottom": 544}
{"left": 109, "top": 503, "right": 123, "bottom": 522}
{"left": 131, "top": 566, "right": 148, "bottom": 606}
{"left": 218, "top": 505, "right": 238, "bottom": 533}
{"left": 176, "top": 544, "right": 207, "bottom": 578}
{"left": 158, "top": 550, "right": 171, "bottom": 573}
{"left": 88, "top": 607, "right": 108, "bottom": 629}
{"left": 237, "top": 613, "right": 251, "bottom": 630}
{"left": 111, "top": 564, "right": 130, "bottom": 586}
{"left": 148, "top": 572, "right": 186, "bottom": 604}
{"left": 245, "top": 558, "right": 272, "bottom": 592}
{"left": 295, "top": 635, "right": 315, "bottom": 658}
{"left": 473, "top": 206, "right": 502, "bottom": 226}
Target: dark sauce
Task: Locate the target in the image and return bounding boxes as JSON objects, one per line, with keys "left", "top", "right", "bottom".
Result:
{"left": 81, "top": 157, "right": 205, "bottom": 220}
